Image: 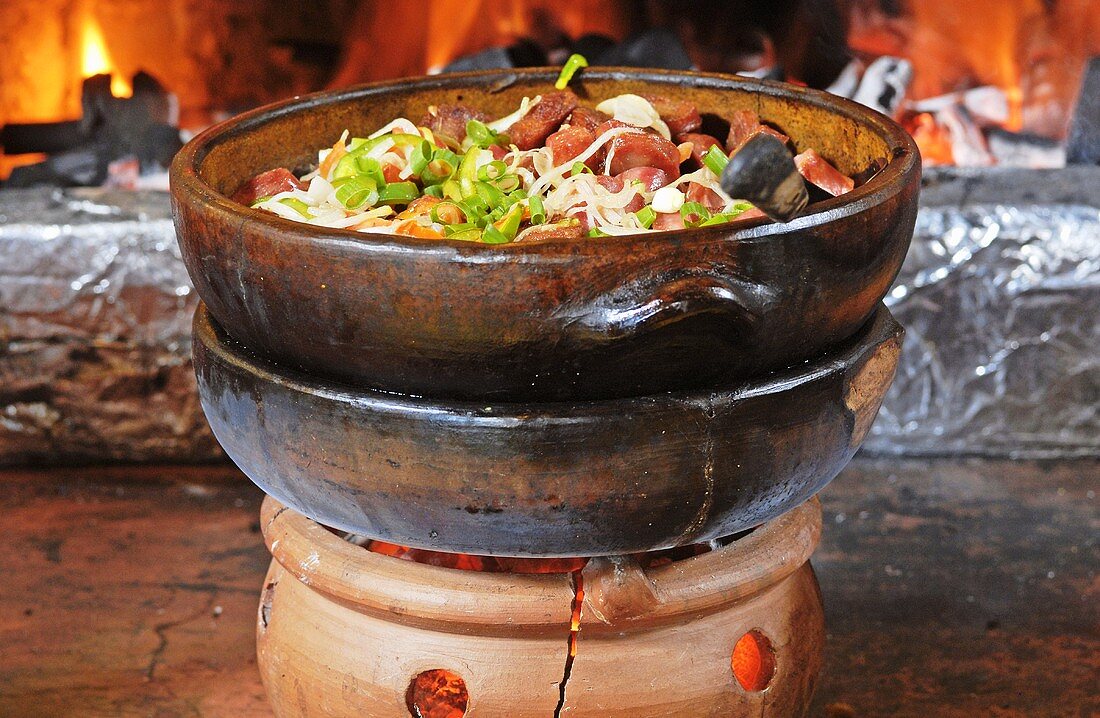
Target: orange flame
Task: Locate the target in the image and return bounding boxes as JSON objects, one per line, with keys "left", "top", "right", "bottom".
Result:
{"left": 81, "top": 14, "right": 131, "bottom": 97}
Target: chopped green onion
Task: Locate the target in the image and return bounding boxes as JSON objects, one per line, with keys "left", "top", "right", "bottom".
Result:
{"left": 408, "top": 140, "right": 434, "bottom": 175}
{"left": 250, "top": 195, "right": 273, "bottom": 207}
{"left": 466, "top": 120, "right": 507, "bottom": 148}
{"left": 423, "top": 184, "right": 444, "bottom": 198}
{"left": 699, "top": 213, "right": 732, "bottom": 226}
{"left": 680, "top": 201, "right": 711, "bottom": 227}
{"left": 449, "top": 227, "right": 484, "bottom": 242}
{"left": 555, "top": 53, "right": 588, "bottom": 90}
{"left": 422, "top": 148, "right": 459, "bottom": 184}
{"left": 335, "top": 175, "right": 379, "bottom": 210}
{"left": 441, "top": 179, "right": 463, "bottom": 201}
{"left": 458, "top": 148, "right": 483, "bottom": 197}
{"left": 727, "top": 201, "right": 754, "bottom": 217}
{"left": 587, "top": 227, "right": 608, "bottom": 238}
{"left": 481, "top": 224, "right": 511, "bottom": 244}
{"left": 703, "top": 145, "right": 730, "bottom": 177}
{"left": 444, "top": 222, "right": 478, "bottom": 236}
{"left": 527, "top": 195, "right": 545, "bottom": 225}
{"left": 278, "top": 197, "right": 311, "bottom": 217}
{"left": 378, "top": 181, "right": 419, "bottom": 205}
{"left": 458, "top": 195, "right": 489, "bottom": 224}
{"left": 476, "top": 160, "right": 508, "bottom": 182}
{"left": 570, "top": 161, "right": 592, "bottom": 176}
{"left": 473, "top": 181, "right": 506, "bottom": 210}
{"left": 492, "top": 203, "right": 524, "bottom": 241}
{"left": 493, "top": 174, "right": 521, "bottom": 193}
{"left": 634, "top": 205, "right": 656, "bottom": 229}
{"left": 430, "top": 201, "right": 466, "bottom": 225}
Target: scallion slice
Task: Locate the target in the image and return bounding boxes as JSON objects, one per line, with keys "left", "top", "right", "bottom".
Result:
{"left": 335, "top": 176, "right": 379, "bottom": 210}
{"left": 555, "top": 53, "right": 588, "bottom": 90}
{"left": 278, "top": 197, "right": 311, "bottom": 217}
{"left": 466, "top": 120, "right": 507, "bottom": 148}
{"left": 703, "top": 145, "right": 730, "bottom": 177}
{"left": 481, "top": 224, "right": 511, "bottom": 244}
{"left": 570, "top": 161, "right": 592, "bottom": 176}
{"left": 634, "top": 205, "right": 656, "bottom": 229}
{"left": 378, "top": 181, "right": 419, "bottom": 205}
{"left": 680, "top": 201, "right": 711, "bottom": 227}
{"left": 528, "top": 195, "right": 545, "bottom": 225}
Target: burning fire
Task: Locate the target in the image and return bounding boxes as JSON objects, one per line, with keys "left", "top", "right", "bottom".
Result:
{"left": 81, "top": 14, "right": 131, "bottom": 97}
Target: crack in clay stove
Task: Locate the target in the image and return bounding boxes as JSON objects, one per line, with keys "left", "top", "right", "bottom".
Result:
{"left": 553, "top": 571, "right": 585, "bottom": 718}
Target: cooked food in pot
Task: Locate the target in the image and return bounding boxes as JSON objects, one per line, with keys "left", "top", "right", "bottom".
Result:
{"left": 232, "top": 66, "right": 857, "bottom": 243}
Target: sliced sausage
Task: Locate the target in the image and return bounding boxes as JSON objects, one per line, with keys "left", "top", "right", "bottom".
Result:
{"left": 514, "top": 221, "right": 586, "bottom": 242}
{"left": 231, "top": 168, "right": 303, "bottom": 205}
{"left": 508, "top": 91, "right": 579, "bottom": 150}
{"left": 421, "top": 104, "right": 489, "bottom": 146}
{"left": 547, "top": 125, "right": 598, "bottom": 168}
{"left": 794, "top": 149, "right": 854, "bottom": 196}
{"left": 606, "top": 132, "right": 682, "bottom": 179}
{"left": 675, "top": 132, "right": 722, "bottom": 168}
{"left": 616, "top": 167, "right": 670, "bottom": 192}
{"left": 641, "top": 94, "right": 702, "bottom": 135}
{"left": 725, "top": 109, "right": 761, "bottom": 153}
{"left": 652, "top": 211, "right": 686, "bottom": 231}
{"left": 566, "top": 106, "right": 611, "bottom": 132}
{"left": 685, "top": 182, "right": 726, "bottom": 213}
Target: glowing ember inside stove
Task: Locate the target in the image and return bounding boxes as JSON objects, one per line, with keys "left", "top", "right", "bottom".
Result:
{"left": 406, "top": 669, "right": 469, "bottom": 718}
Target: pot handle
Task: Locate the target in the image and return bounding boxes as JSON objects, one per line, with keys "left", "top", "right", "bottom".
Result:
{"left": 561, "top": 272, "right": 772, "bottom": 343}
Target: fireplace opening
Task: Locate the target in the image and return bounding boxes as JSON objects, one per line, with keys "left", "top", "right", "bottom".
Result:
{"left": 1, "top": 0, "right": 1096, "bottom": 186}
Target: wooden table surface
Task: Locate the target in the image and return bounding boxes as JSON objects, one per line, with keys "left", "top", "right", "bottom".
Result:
{"left": 1, "top": 457, "right": 1096, "bottom": 717}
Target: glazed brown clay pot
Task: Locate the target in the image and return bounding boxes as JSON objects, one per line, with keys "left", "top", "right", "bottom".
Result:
{"left": 257, "top": 496, "right": 825, "bottom": 717}
{"left": 171, "top": 68, "right": 919, "bottom": 401}
{"left": 194, "top": 302, "right": 901, "bottom": 556}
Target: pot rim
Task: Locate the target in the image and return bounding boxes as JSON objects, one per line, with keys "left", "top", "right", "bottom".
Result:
{"left": 260, "top": 496, "right": 821, "bottom": 633}
{"left": 195, "top": 302, "right": 901, "bottom": 422}
{"left": 171, "top": 67, "right": 919, "bottom": 258}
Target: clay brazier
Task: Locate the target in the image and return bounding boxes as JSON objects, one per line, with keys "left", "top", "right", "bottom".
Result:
{"left": 257, "top": 496, "right": 824, "bottom": 717}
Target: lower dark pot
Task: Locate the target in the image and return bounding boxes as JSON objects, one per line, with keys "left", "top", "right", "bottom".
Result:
{"left": 193, "top": 303, "right": 902, "bottom": 556}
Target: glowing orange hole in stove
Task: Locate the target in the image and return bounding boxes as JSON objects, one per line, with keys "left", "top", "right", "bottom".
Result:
{"left": 731, "top": 629, "right": 776, "bottom": 692}
{"left": 406, "top": 669, "right": 469, "bottom": 718}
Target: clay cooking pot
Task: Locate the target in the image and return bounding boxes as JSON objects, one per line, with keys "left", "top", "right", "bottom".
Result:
{"left": 172, "top": 68, "right": 919, "bottom": 401}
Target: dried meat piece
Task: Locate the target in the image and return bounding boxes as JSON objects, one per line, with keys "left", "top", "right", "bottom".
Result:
{"left": 421, "top": 104, "right": 490, "bottom": 146}
{"left": 794, "top": 149, "right": 855, "bottom": 196}
{"left": 686, "top": 182, "right": 726, "bottom": 213}
{"left": 616, "top": 166, "right": 670, "bottom": 192}
{"left": 514, "top": 221, "right": 586, "bottom": 242}
{"left": 508, "top": 91, "right": 579, "bottom": 150}
{"left": 593, "top": 175, "right": 645, "bottom": 212}
{"left": 675, "top": 132, "right": 722, "bottom": 168}
{"left": 547, "top": 125, "right": 597, "bottom": 167}
{"left": 606, "top": 132, "right": 682, "bottom": 178}
{"left": 642, "top": 94, "right": 702, "bottom": 135}
{"left": 231, "top": 168, "right": 303, "bottom": 205}
{"left": 565, "top": 106, "right": 611, "bottom": 132}
{"left": 653, "top": 211, "right": 686, "bottom": 231}
{"left": 725, "top": 110, "right": 761, "bottom": 153}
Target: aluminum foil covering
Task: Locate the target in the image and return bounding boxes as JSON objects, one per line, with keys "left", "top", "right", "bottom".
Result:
{"left": 864, "top": 168, "right": 1100, "bottom": 457}
{"left": 0, "top": 188, "right": 221, "bottom": 465}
